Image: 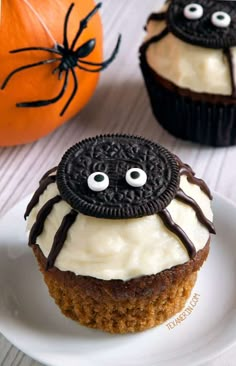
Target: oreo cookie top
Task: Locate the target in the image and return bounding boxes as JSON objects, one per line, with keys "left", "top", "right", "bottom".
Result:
{"left": 56, "top": 135, "right": 180, "bottom": 219}
{"left": 167, "top": 0, "right": 236, "bottom": 49}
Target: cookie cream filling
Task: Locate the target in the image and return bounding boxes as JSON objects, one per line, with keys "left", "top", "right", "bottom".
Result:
{"left": 27, "top": 175, "right": 213, "bottom": 281}
{"left": 145, "top": 10, "right": 236, "bottom": 95}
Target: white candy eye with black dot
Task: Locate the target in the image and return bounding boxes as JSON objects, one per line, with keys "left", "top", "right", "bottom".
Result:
{"left": 87, "top": 172, "right": 109, "bottom": 192}
{"left": 211, "top": 11, "right": 231, "bottom": 28}
{"left": 183, "top": 3, "right": 203, "bottom": 20}
{"left": 125, "top": 168, "right": 147, "bottom": 188}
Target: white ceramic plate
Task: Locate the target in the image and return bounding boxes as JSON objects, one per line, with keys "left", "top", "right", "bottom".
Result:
{"left": 0, "top": 193, "right": 236, "bottom": 366}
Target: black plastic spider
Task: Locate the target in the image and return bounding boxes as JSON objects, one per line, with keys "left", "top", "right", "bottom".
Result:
{"left": 1, "top": 2, "right": 121, "bottom": 116}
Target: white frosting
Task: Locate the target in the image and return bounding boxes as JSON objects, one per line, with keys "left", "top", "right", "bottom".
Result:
{"left": 145, "top": 5, "right": 236, "bottom": 95}
{"left": 27, "top": 175, "right": 213, "bottom": 281}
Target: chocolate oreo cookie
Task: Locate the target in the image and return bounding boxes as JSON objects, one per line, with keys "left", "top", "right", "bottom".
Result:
{"left": 56, "top": 135, "right": 180, "bottom": 218}
{"left": 167, "top": 0, "right": 236, "bottom": 49}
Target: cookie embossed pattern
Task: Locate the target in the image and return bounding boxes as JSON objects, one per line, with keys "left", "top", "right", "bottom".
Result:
{"left": 140, "top": 0, "right": 236, "bottom": 146}
{"left": 25, "top": 135, "right": 215, "bottom": 334}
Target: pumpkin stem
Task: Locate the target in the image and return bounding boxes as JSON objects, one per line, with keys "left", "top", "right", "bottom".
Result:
{"left": 22, "top": 0, "right": 57, "bottom": 45}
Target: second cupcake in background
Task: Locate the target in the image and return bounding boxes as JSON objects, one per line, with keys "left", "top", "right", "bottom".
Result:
{"left": 25, "top": 134, "right": 215, "bottom": 334}
{"left": 140, "top": 0, "right": 236, "bottom": 146}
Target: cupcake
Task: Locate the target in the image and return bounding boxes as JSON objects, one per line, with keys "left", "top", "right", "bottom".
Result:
{"left": 140, "top": 0, "right": 236, "bottom": 147}
{"left": 25, "top": 135, "right": 215, "bottom": 333}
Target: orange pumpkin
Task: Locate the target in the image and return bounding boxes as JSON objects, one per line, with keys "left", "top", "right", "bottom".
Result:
{"left": 0, "top": 0, "right": 108, "bottom": 146}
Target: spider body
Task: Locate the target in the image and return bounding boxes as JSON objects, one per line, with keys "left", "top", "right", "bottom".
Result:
{"left": 1, "top": 3, "right": 121, "bottom": 116}
{"left": 167, "top": 0, "right": 236, "bottom": 49}
{"left": 56, "top": 45, "right": 78, "bottom": 71}
{"left": 25, "top": 135, "right": 215, "bottom": 270}
{"left": 52, "top": 39, "right": 96, "bottom": 80}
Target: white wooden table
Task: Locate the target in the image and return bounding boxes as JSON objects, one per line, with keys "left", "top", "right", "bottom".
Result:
{"left": 0, "top": 1, "right": 236, "bottom": 365}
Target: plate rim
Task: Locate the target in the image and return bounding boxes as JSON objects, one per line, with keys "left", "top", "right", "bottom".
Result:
{"left": 0, "top": 191, "right": 236, "bottom": 366}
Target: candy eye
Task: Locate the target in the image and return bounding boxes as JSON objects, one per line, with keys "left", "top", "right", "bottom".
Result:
{"left": 211, "top": 11, "right": 231, "bottom": 28}
{"left": 87, "top": 172, "right": 109, "bottom": 192}
{"left": 184, "top": 3, "right": 203, "bottom": 20}
{"left": 125, "top": 168, "right": 147, "bottom": 188}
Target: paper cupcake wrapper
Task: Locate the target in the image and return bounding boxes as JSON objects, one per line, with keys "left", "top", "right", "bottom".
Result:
{"left": 140, "top": 56, "right": 236, "bottom": 147}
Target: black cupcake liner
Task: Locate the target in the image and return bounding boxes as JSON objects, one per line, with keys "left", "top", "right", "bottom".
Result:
{"left": 140, "top": 55, "right": 236, "bottom": 147}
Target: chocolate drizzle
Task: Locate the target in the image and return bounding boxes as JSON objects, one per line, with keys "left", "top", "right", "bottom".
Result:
{"left": 46, "top": 209, "right": 78, "bottom": 270}
{"left": 24, "top": 175, "right": 57, "bottom": 219}
{"left": 175, "top": 188, "right": 215, "bottom": 234}
{"left": 175, "top": 155, "right": 213, "bottom": 200}
{"left": 140, "top": 27, "right": 169, "bottom": 54}
{"left": 224, "top": 48, "right": 236, "bottom": 98}
{"left": 156, "top": 154, "right": 215, "bottom": 258}
{"left": 39, "top": 167, "right": 57, "bottom": 184}
{"left": 147, "top": 12, "right": 166, "bottom": 23}
{"left": 182, "top": 172, "right": 212, "bottom": 200}
{"left": 29, "top": 195, "right": 62, "bottom": 245}
{"left": 159, "top": 209, "right": 196, "bottom": 258}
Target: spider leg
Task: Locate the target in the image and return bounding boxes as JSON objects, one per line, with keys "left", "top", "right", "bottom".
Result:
{"left": 58, "top": 69, "right": 64, "bottom": 80}
{"left": 52, "top": 66, "right": 60, "bottom": 75}
{"left": 63, "top": 3, "right": 74, "bottom": 50}
{"left": 51, "top": 61, "right": 65, "bottom": 80}
{"left": 139, "top": 27, "right": 169, "bottom": 54}
{"left": 71, "top": 2, "right": 102, "bottom": 50}
{"left": 77, "top": 34, "right": 121, "bottom": 70}
{"left": 1, "top": 58, "right": 60, "bottom": 89}
{"left": 77, "top": 63, "right": 106, "bottom": 73}
{"left": 224, "top": 48, "right": 236, "bottom": 97}
{"left": 144, "top": 12, "right": 166, "bottom": 30}
{"left": 51, "top": 65, "right": 63, "bottom": 80}
{"left": 147, "top": 12, "right": 166, "bottom": 22}
{"left": 16, "top": 69, "right": 69, "bottom": 108}
{"left": 10, "top": 47, "right": 61, "bottom": 55}
{"left": 60, "top": 68, "right": 78, "bottom": 116}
